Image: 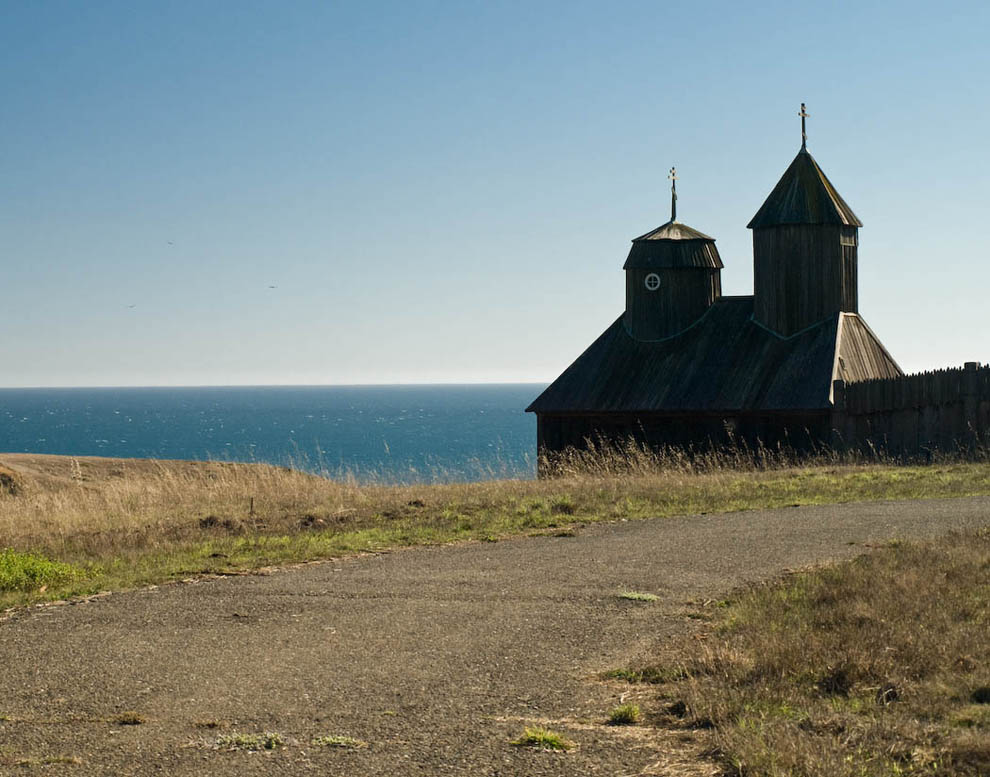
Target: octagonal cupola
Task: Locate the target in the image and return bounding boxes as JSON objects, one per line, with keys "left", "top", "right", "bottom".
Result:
{"left": 623, "top": 168, "right": 723, "bottom": 341}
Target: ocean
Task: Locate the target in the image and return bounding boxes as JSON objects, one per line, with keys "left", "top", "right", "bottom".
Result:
{"left": 0, "top": 385, "right": 545, "bottom": 483}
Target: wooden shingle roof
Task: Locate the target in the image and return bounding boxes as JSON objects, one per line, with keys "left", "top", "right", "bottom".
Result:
{"left": 632, "top": 221, "right": 714, "bottom": 242}
{"left": 623, "top": 220, "right": 724, "bottom": 270}
{"left": 526, "top": 298, "right": 900, "bottom": 414}
{"left": 747, "top": 149, "right": 862, "bottom": 229}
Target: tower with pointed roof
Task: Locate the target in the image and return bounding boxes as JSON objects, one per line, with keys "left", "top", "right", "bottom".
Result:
{"left": 624, "top": 168, "right": 723, "bottom": 340}
{"left": 748, "top": 105, "right": 862, "bottom": 336}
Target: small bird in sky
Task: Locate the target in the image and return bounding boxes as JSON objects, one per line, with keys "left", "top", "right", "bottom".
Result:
{"left": 268, "top": 285, "right": 277, "bottom": 289}
{"left": 167, "top": 241, "right": 174, "bottom": 246}
{"left": 127, "top": 304, "right": 136, "bottom": 309}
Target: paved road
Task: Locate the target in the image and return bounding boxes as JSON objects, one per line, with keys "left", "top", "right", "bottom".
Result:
{"left": 2, "top": 497, "right": 988, "bottom": 776}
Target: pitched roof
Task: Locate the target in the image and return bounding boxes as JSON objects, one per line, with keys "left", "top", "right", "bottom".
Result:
{"left": 835, "top": 314, "right": 902, "bottom": 385}
{"left": 526, "top": 298, "right": 900, "bottom": 414}
{"left": 623, "top": 220, "right": 724, "bottom": 270}
{"left": 747, "top": 149, "right": 862, "bottom": 229}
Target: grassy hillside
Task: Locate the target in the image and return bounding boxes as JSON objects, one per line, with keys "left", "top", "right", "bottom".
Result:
{"left": 616, "top": 530, "right": 990, "bottom": 776}
{"left": 2, "top": 450, "right": 990, "bottom": 608}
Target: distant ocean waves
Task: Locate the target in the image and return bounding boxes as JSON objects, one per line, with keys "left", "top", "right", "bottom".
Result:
{"left": 0, "top": 385, "right": 544, "bottom": 483}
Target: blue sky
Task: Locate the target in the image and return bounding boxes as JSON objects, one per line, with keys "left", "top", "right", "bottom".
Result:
{"left": 2, "top": 0, "right": 988, "bottom": 386}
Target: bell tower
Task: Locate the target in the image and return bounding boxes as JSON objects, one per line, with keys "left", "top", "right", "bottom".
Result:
{"left": 624, "top": 168, "right": 723, "bottom": 341}
{"left": 748, "top": 104, "right": 862, "bottom": 337}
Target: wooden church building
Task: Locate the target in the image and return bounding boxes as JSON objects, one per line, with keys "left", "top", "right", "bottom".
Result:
{"left": 527, "top": 107, "right": 903, "bottom": 455}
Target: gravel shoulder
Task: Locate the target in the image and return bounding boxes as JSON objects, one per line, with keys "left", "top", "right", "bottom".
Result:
{"left": 2, "top": 496, "right": 988, "bottom": 776}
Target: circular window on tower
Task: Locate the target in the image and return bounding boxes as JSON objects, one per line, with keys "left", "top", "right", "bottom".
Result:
{"left": 644, "top": 273, "right": 661, "bottom": 291}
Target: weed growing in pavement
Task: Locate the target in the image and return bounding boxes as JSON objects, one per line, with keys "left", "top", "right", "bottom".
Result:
{"left": 617, "top": 590, "right": 658, "bottom": 602}
{"left": 312, "top": 734, "right": 368, "bottom": 748}
{"left": 607, "top": 703, "right": 641, "bottom": 725}
{"left": 111, "top": 711, "right": 145, "bottom": 725}
{"left": 215, "top": 732, "right": 284, "bottom": 751}
{"left": 15, "top": 755, "right": 84, "bottom": 766}
{"left": 510, "top": 727, "right": 574, "bottom": 751}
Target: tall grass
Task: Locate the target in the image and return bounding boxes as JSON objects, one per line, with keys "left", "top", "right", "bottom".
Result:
{"left": 539, "top": 433, "right": 990, "bottom": 478}
{"left": 1, "top": 449, "right": 989, "bottom": 606}
{"left": 538, "top": 436, "right": 852, "bottom": 478}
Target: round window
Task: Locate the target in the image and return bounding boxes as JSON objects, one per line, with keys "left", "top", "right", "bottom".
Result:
{"left": 644, "top": 273, "right": 661, "bottom": 291}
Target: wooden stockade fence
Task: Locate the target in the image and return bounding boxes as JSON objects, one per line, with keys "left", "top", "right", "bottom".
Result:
{"left": 832, "top": 362, "right": 990, "bottom": 457}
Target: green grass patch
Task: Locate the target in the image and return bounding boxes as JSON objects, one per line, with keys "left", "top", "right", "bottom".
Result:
{"left": 0, "top": 548, "right": 77, "bottom": 592}
{"left": 510, "top": 726, "right": 574, "bottom": 751}
{"left": 617, "top": 590, "right": 658, "bottom": 602}
{"left": 312, "top": 734, "right": 368, "bottom": 748}
{"left": 602, "top": 666, "right": 687, "bottom": 684}
{"left": 214, "top": 732, "right": 284, "bottom": 751}
{"left": 648, "top": 529, "right": 990, "bottom": 776}
{"left": 607, "top": 703, "right": 641, "bottom": 725}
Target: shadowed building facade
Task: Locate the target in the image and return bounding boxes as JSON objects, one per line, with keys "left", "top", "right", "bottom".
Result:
{"left": 527, "top": 115, "right": 902, "bottom": 458}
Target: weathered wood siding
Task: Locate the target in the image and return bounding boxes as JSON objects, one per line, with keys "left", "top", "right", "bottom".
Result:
{"left": 835, "top": 314, "right": 901, "bottom": 384}
{"left": 538, "top": 411, "right": 832, "bottom": 457}
{"left": 832, "top": 363, "right": 990, "bottom": 456}
{"left": 624, "top": 239, "right": 722, "bottom": 269}
{"left": 625, "top": 268, "right": 721, "bottom": 340}
{"left": 753, "top": 224, "right": 858, "bottom": 336}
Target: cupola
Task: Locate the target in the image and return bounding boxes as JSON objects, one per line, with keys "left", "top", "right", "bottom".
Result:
{"left": 624, "top": 168, "right": 723, "bottom": 340}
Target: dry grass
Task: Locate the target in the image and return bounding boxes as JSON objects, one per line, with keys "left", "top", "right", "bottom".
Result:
{"left": 2, "top": 449, "right": 990, "bottom": 607}
{"left": 214, "top": 731, "right": 284, "bottom": 751}
{"left": 312, "top": 734, "right": 368, "bottom": 748}
{"left": 642, "top": 530, "right": 990, "bottom": 776}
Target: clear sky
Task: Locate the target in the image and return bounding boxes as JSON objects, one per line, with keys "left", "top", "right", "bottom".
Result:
{"left": 2, "top": 0, "right": 988, "bottom": 387}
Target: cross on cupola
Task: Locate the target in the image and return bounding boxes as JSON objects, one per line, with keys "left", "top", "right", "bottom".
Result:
{"left": 669, "top": 166, "right": 678, "bottom": 222}
{"left": 799, "top": 103, "right": 809, "bottom": 150}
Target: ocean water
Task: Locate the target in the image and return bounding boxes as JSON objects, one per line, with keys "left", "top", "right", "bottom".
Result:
{"left": 0, "top": 385, "right": 545, "bottom": 483}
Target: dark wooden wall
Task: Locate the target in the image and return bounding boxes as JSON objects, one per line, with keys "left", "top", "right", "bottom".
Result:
{"left": 536, "top": 364, "right": 990, "bottom": 467}
{"left": 625, "top": 268, "right": 721, "bottom": 340}
{"left": 538, "top": 411, "right": 832, "bottom": 457}
{"left": 753, "top": 224, "right": 858, "bottom": 336}
{"left": 832, "top": 363, "right": 990, "bottom": 456}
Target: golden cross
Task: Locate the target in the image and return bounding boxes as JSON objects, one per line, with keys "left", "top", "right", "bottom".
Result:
{"left": 799, "top": 103, "right": 809, "bottom": 150}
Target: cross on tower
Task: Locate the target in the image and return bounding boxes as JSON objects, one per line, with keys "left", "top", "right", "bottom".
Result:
{"left": 669, "top": 166, "right": 678, "bottom": 222}
{"left": 799, "top": 103, "right": 809, "bottom": 150}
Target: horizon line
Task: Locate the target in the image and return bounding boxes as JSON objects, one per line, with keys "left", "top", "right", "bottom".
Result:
{"left": 0, "top": 381, "right": 552, "bottom": 391}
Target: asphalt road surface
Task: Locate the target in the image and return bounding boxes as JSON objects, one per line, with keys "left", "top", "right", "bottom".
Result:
{"left": 2, "top": 496, "right": 988, "bottom": 776}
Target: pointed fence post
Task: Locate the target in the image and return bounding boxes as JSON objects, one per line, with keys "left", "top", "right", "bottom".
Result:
{"left": 963, "top": 362, "right": 981, "bottom": 452}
